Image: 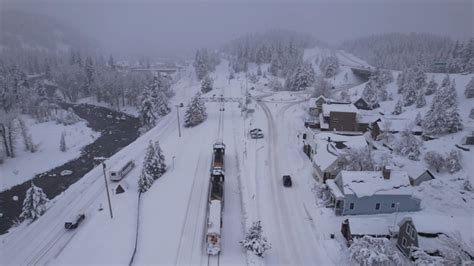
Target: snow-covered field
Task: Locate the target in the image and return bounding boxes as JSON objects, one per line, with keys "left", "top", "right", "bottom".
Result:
{"left": 1, "top": 116, "right": 99, "bottom": 191}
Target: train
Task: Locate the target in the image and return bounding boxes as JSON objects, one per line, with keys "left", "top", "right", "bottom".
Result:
{"left": 206, "top": 142, "right": 225, "bottom": 255}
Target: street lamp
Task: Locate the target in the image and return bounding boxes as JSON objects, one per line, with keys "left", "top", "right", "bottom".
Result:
{"left": 94, "top": 157, "right": 113, "bottom": 219}
{"left": 175, "top": 104, "right": 183, "bottom": 138}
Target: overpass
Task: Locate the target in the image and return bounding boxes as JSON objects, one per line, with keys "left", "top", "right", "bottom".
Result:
{"left": 349, "top": 65, "right": 374, "bottom": 80}
{"left": 130, "top": 67, "right": 180, "bottom": 74}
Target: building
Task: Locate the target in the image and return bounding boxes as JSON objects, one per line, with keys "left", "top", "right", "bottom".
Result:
{"left": 353, "top": 97, "right": 380, "bottom": 110}
{"left": 396, "top": 217, "right": 419, "bottom": 258}
{"left": 308, "top": 96, "right": 329, "bottom": 117}
{"left": 303, "top": 131, "right": 369, "bottom": 182}
{"left": 408, "top": 169, "right": 435, "bottom": 186}
{"left": 327, "top": 168, "right": 421, "bottom": 215}
{"left": 321, "top": 103, "right": 358, "bottom": 132}
{"left": 370, "top": 117, "right": 423, "bottom": 140}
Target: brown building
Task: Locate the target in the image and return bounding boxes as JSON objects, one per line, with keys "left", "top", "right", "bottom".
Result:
{"left": 322, "top": 103, "right": 358, "bottom": 132}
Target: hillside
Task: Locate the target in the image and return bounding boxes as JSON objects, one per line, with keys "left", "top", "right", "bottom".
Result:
{"left": 0, "top": 11, "right": 97, "bottom": 54}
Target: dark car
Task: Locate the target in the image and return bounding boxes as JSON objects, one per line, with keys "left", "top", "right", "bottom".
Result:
{"left": 250, "top": 128, "right": 262, "bottom": 134}
{"left": 65, "top": 214, "right": 86, "bottom": 229}
{"left": 282, "top": 175, "right": 292, "bottom": 187}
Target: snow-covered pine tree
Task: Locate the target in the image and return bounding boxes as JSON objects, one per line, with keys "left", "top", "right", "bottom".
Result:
{"left": 402, "top": 80, "right": 417, "bottom": 106}
{"left": 60, "top": 132, "right": 66, "bottom": 152}
{"left": 239, "top": 221, "right": 271, "bottom": 257}
{"left": 143, "top": 141, "right": 162, "bottom": 180}
{"left": 20, "top": 182, "right": 49, "bottom": 222}
{"left": 425, "top": 75, "right": 438, "bottom": 95}
{"left": 18, "top": 118, "right": 35, "bottom": 153}
{"left": 441, "top": 74, "right": 451, "bottom": 87}
{"left": 183, "top": 92, "right": 207, "bottom": 127}
{"left": 201, "top": 75, "right": 213, "bottom": 93}
{"left": 424, "top": 150, "right": 445, "bottom": 172}
{"left": 396, "top": 70, "right": 406, "bottom": 94}
{"left": 285, "top": 63, "right": 315, "bottom": 91}
{"left": 392, "top": 98, "right": 403, "bottom": 115}
{"left": 137, "top": 172, "right": 154, "bottom": 193}
{"left": 394, "top": 129, "right": 422, "bottom": 160}
{"left": 154, "top": 141, "right": 166, "bottom": 175}
{"left": 470, "top": 108, "right": 474, "bottom": 119}
{"left": 464, "top": 77, "right": 474, "bottom": 98}
{"left": 155, "top": 91, "right": 171, "bottom": 117}
{"left": 415, "top": 89, "right": 426, "bottom": 108}
{"left": 415, "top": 112, "right": 422, "bottom": 126}
{"left": 361, "top": 78, "right": 379, "bottom": 106}
{"left": 319, "top": 54, "right": 339, "bottom": 78}
{"left": 445, "top": 150, "right": 462, "bottom": 173}
{"left": 138, "top": 90, "right": 156, "bottom": 131}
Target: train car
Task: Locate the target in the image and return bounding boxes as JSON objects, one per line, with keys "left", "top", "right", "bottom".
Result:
{"left": 206, "top": 200, "right": 222, "bottom": 255}
{"left": 211, "top": 142, "right": 225, "bottom": 176}
{"left": 109, "top": 159, "right": 135, "bottom": 181}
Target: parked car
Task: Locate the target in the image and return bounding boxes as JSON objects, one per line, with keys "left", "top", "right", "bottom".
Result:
{"left": 282, "top": 175, "right": 292, "bottom": 187}
{"left": 249, "top": 128, "right": 264, "bottom": 139}
{"left": 65, "top": 214, "right": 86, "bottom": 229}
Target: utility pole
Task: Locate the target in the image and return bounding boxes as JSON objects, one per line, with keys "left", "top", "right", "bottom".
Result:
{"left": 175, "top": 105, "right": 182, "bottom": 137}
{"left": 101, "top": 162, "right": 113, "bottom": 219}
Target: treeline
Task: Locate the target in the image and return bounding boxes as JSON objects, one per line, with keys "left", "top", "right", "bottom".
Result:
{"left": 222, "top": 30, "right": 317, "bottom": 77}
{"left": 341, "top": 33, "right": 473, "bottom": 73}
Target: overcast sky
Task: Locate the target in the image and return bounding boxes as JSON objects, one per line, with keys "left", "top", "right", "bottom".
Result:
{"left": 1, "top": 0, "right": 472, "bottom": 58}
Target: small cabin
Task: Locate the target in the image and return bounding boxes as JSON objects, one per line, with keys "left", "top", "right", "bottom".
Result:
{"left": 409, "top": 170, "right": 435, "bottom": 186}
{"left": 396, "top": 217, "right": 419, "bottom": 258}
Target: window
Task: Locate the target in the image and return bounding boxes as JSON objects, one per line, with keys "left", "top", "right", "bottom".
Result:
{"left": 411, "top": 229, "right": 416, "bottom": 240}
{"left": 406, "top": 224, "right": 411, "bottom": 235}
{"left": 391, "top": 203, "right": 396, "bottom": 208}
{"left": 349, "top": 203, "right": 354, "bottom": 210}
{"left": 402, "top": 237, "right": 407, "bottom": 248}
{"left": 375, "top": 203, "right": 380, "bottom": 210}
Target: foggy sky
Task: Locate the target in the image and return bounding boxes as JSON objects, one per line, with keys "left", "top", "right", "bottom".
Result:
{"left": 1, "top": 0, "right": 472, "bottom": 59}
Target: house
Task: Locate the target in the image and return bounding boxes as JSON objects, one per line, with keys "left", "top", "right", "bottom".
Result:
{"left": 327, "top": 168, "right": 421, "bottom": 215}
{"left": 408, "top": 169, "right": 435, "bottom": 186}
{"left": 464, "top": 131, "right": 474, "bottom": 145}
{"left": 370, "top": 117, "right": 423, "bottom": 140}
{"left": 396, "top": 217, "right": 419, "bottom": 258}
{"left": 321, "top": 103, "right": 358, "bottom": 132}
{"left": 303, "top": 131, "right": 368, "bottom": 182}
{"left": 308, "top": 96, "right": 329, "bottom": 117}
{"left": 353, "top": 97, "right": 380, "bottom": 110}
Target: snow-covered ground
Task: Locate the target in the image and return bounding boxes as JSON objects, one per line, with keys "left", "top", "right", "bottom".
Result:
{"left": 2, "top": 50, "right": 473, "bottom": 265}
{"left": 1, "top": 116, "right": 99, "bottom": 191}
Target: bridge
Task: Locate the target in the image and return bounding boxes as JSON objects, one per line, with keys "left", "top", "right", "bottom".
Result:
{"left": 130, "top": 68, "right": 179, "bottom": 74}
{"left": 349, "top": 65, "right": 374, "bottom": 80}
{"left": 201, "top": 96, "right": 242, "bottom": 103}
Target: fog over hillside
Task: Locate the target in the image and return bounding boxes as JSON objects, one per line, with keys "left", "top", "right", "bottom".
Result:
{"left": 1, "top": 0, "right": 471, "bottom": 59}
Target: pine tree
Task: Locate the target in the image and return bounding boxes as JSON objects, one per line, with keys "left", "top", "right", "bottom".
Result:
{"left": 154, "top": 141, "right": 166, "bottom": 175}
{"left": 361, "top": 79, "right": 379, "bottom": 106}
{"left": 415, "top": 89, "right": 426, "bottom": 108}
{"left": 403, "top": 80, "right": 417, "bottom": 106}
{"left": 137, "top": 172, "right": 154, "bottom": 193}
{"left": 201, "top": 75, "right": 213, "bottom": 93}
{"left": 464, "top": 77, "right": 474, "bottom": 98}
{"left": 143, "top": 141, "right": 162, "bottom": 180}
{"left": 84, "top": 57, "right": 95, "bottom": 96}
{"left": 240, "top": 221, "right": 271, "bottom": 257}
{"left": 392, "top": 98, "right": 403, "bottom": 115}
{"left": 470, "top": 108, "right": 474, "bottom": 119}
{"left": 184, "top": 92, "right": 207, "bottom": 127}
{"left": 138, "top": 90, "right": 156, "bottom": 131}
{"left": 60, "top": 132, "right": 66, "bottom": 152}
{"left": 285, "top": 63, "right": 315, "bottom": 91}
{"left": 425, "top": 75, "right": 438, "bottom": 95}
{"left": 20, "top": 182, "right": 49, "bottom": 222}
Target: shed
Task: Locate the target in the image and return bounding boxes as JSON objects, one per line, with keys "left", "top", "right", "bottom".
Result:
{"left": 409, "top": 169, "right": 435, "bottom": 186}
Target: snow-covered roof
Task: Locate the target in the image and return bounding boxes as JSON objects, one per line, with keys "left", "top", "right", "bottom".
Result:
{"left": 207, "top": 200, "right": 221, "bottom": 235}
{"left": 327, "top": 180, "right": 344, "bottom": 199}
{"left": 322, "top": 103, "right": 358, "bottom": 117}
{"left": 348, "top": 217, "right": 390, "bottom": 236}
{"left": 312, "top": 133, "right": 368, "bottom": 172}
{"left": 376, "top": 117, "right": 422, "bottom": 132}
{"left": 337, "top": 170, "right": 413, "bottom": 198}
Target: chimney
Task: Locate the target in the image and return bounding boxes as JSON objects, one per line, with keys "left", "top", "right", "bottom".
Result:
{"left": 382, "top": 166, "right": 391, "bottom": 179}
